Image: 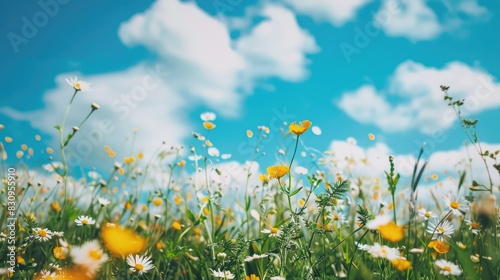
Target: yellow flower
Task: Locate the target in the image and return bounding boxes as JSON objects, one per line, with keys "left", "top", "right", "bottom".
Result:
{"left": 267, "top": 165, "right": 290, "bottom": 179}
{"left": 17, "top": 255, "right": 25, "bottom": 265}
{"left": 368, "top": 133, "right": 375, "bottom": 140}
{"left": 21, "top": 144, "right": 28, "bottom": 150}
{"left": 46, "top": 147, "right": 53, "bottom": 154}
{"left": 259, "top": 174, "right": 269, "bottom": 183}
{"left": 289, "top": 120, "right": 312, "bottom": 135}
{"left": 378, "top": 221, "right": 404, "bottom": 242}
{"left": 246, "top": 274, "right": 260, "bottom": 280}
{"left": 203, "top": 121, "right": 216, "bottom": 130}
{"left": 137, "top": 152, "right": 144, "bottom": 159}
{"left": 101, "top": 225, "right": 146, "bottom": 257}
{"left": 172, "top": 221, "right": 182, "bottom": 231}
{"left": 178, "top": 160, "right": 186, "bottom": 167}
{"left": 0, "top": 124, "right": 3, "bottom": 130}
{"left": 246, "top": 130, "right": 253, "bottom": 138}
{"left": 5, "top": 136, "right": 13, "bottom": 143}
{"left": 428, "top": 240, "right": 450, "bottom": 259}
{"left": 124, "top": 156, "right": 136, "bottom": 164}
{"left": 54, "top": 246, "right": 69, "bottom": 260}
{"left": 51, "top": 201, "right": 61, "bottom": 212}
{"left": 391, "top": 259, "right": 411, "bottom": 271}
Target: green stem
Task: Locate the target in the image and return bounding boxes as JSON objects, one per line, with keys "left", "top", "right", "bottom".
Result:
{"left": 59, "top": 89, "right": 78, "bottom": 218}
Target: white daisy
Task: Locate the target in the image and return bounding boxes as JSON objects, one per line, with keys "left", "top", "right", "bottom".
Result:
{"left": 66, "top": 76, "right": 92, "bottom": 92}
{"left": 331, "top": 211, "right": 347, "bottom": 228}
{"left": 32, "top": 228, "right": 53, "bottom": 242}
{"left": 208, "top": 147, "right": 220, "bottom": 157}
{"left": 261, "top": 227, "right": 281, "bottom": 237}
{"left": 74, "top": 215, "right": 96, "bottom": 226}
{"left": 52, "top": 231, "right": 64, "bottom": 237}
{"left": 244, "top": 254, "right": 268, "bottom": 262}
{"left": 210, "top": 269, "right": 235, "bottom": 279}
{"left": 465, "top": 219, "right": 481, "bottom": 235}
{"left": 435, "top": 259, "right": 462, "bottom": 276}
{"left": 200, "top": 112, "right": 216, "bottom": 121}
{"left": 98, "top": 197, "right": 110, "bottom": 206}
{"left": 70, "top": 240, "right": 108, "bottom": 277}
{"left": 442, "top": 194, "right": 468, "bottom": 216}
{"left": 426, "top": 219, "right": 455, "bottom": 240}
{"left": 126, "top": 254, "right": 155, "bottom": 275}
{"left": 418, "top": 208, "right": 438, "bottom": 220}
{"left": 367, "top": 242, "right": 401, "bottom": 261}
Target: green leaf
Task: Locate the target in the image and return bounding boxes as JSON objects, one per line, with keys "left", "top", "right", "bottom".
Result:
{"left": 185, "top": 207, "right": 197, "bottom": 224}
{"left": 290, "top": 187, "right": 303, "bottom": 197}
{"left": 457, "top": 171, "right": 466, "bottom": 192}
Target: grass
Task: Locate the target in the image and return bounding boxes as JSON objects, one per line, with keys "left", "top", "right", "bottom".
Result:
{"left": 0, "top": 82, "right": 499, "bottom": 279}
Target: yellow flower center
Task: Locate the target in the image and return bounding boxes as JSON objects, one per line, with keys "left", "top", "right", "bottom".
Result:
{"left": 82, "top": 219, "right": 88, "bottom": 225}
{"left": 75, "top": 82, "right": 81, "bottom": 90}
{"left": 425, "top": 212, "right": 431, "bottom": 218}
{"left": 270, "top": 227, "right": 279, "bottom": 234}
{"left": 444, "top": 266, "right": 451, "bottom": 272}
{"left": 333, "top": 214, "right": 339, "bottom": 221}
{"left": 153, "top": 198, "right": 162, "bottom": 206}
{"left": 38, "top": 229, "right": 47, "bottom": 237}
{"left": 135, "top": 263, "right": 144, "bottom": 271}
{"left": 471, "top": 222, "right": 480, "bottom": 229}
{"left": 450, "top": 201, "right": 459, "bottom": 209}
{"left": 89, "top": 249, "right": 103, "bottom": 260}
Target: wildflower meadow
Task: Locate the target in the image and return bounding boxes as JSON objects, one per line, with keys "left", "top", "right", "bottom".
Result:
{"left": 1, "top": 79, "right": 499, "bottom": 280}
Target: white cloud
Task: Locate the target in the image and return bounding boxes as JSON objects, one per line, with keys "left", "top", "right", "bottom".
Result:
{"left": 375, "top": 0, "right": 441, "bottom": 41}
{"left": 118, "top": 0, "right": 245, "bottom": 116}
{"left": 236, "top": 5, "right": 319, "bottom": 82}
{"left": 375, "top": 0, "right": 489, "bottom": 41}
{"left": 324, "top": 137, "right": 500, "bottom": 209}
{"left": 119, "top": 1, "right": 317, "bottom": 114}
{"left": 1, "top": 0, "right": 318, "bottom": 168}
{"left": 1, "top": 64, "right": 189, "bottom": 168}
{"left": 284, "top": 0, "right": 372, "bottom": 26}
{"left": 337, "top": 60, "right": 500, "bottom": 134}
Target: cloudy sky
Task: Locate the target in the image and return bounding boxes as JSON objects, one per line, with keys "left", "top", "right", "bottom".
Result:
{"left": 1, "top": 0, "right": 499, "bottom": 187}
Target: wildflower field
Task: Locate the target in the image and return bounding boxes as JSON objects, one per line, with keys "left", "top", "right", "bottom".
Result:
{"left": 1, "top": 79, "right": 500, "bottom": 280}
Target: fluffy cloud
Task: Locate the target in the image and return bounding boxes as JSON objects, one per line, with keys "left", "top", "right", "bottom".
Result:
{"left": 236, "top": 5, "right": 319, "bottom": 82}
{"left": 324, "top": 137, "right": 500, "bottom": 199}
{"left": 284, "top": 0, "right": 372, "bottom": 26}
{"left": 337, "top": 60, "right": 500, "bottom": 134}
{"left": 119, "top": 0, "right": 245, "bottom": 116}
{"left": 1, "top": 0, "right": 317, "bottom": 168}
{"left": 375, "top": 0, "right": 489, "bottom": 41}
{"left": 1, "top": 64, "right": 189, "bottom": 169}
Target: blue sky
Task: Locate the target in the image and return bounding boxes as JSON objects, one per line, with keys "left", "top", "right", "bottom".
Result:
{"left": 1, "top": 0, "right": 500, "bottom": 185}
